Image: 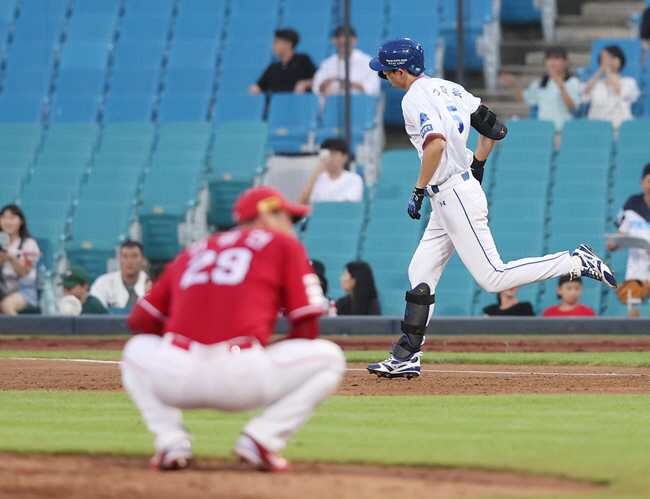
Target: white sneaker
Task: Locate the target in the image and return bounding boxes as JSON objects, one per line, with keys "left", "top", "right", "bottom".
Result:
{"left": 571, "top": 244, "right": 617, "bottom": 288}
{"left": 366, "top": 351, "right": 423, "bottom": 379}
{"left": 234, "top": 434, "right": 291, "bottom": 473}
{"left": 150, "top": 438, "right": 193, "bottom": 470}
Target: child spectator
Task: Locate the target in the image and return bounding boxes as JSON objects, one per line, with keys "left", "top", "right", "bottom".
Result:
{"left": 58, "top": 266, "right": 108, "bottom": 315}
{"left": 336, "top": 261, "right": 381, "bottom": 315}
{"left": 542, "top": 276, "right": 595, "bottom": 317}
{"left": 483, "top": 286, "right": 535, "bottom": 316}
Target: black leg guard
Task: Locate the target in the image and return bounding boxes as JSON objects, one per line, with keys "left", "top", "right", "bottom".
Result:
{"left": 393, "top": 283, "right": 435, "bottom": 359}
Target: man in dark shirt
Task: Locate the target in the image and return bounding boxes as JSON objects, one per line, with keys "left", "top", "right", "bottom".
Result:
{"left": 249, "top": 28, "right": 316, "bottom": 94}
{"left": 60, "top": 266, "right": 108, "bottom": 314}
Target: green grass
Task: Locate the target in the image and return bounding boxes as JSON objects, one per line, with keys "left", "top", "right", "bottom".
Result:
{"left": 4, "top": 349, "right": 650, "bottom": 367}
{"left": 0, "top": 391, "right": 649, "bottom": 498}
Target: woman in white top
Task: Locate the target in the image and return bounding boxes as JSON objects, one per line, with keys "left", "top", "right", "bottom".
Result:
{"left": 583, "top": 45, "right": 640, "bottom": 131}
{"left": 0, "top": 204, "right": 41, "bottom": 314}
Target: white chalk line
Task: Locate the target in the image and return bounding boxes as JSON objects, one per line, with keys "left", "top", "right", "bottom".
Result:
{"left": 4, "top": 357, "right": 648, "bottom": 377}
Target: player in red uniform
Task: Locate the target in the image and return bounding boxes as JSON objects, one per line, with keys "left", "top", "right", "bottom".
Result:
{"left": 120, "top": 186, "right": 346, "bottom": 472}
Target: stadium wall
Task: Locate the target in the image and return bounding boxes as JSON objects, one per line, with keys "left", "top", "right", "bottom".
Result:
{"left": 0, "top": 316, "right": 648, "bottom": 336}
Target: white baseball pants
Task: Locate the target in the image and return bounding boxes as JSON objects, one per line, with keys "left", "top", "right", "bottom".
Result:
{"left": 121, "top": 333, "right": 345, "bottom": 453}
{"left": 409, "top": 172, "right": 573, "bottom": 321}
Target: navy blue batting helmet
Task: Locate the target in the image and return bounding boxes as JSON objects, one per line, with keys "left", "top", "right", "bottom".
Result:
{"left": 369, "top": 38, "right": 425, "bottom": 79}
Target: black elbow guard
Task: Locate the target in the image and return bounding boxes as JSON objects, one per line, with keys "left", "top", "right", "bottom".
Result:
{"left": 470, "top": 105, "right": 507, "bottom": 140}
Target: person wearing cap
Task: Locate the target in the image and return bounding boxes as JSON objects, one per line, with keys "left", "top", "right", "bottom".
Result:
{"left": 120, "top": 186, "right": 345, "bottom": 473}
{"left": 542, "top": 276, "right": 595, "bottom": 317}
{"left": 312, "top": 25, "right": 380, "bottom": 97}
{"left": 58, "top": 266, "right": 108, "bottom": 315}
{"left": 249, "top": 28, "right": 316, "bottom": 95}
{"left": 606, "top": 163, "right": 650, "bottom": 317}
{"left": 299, "top": 138, "right": 364, "bottom": 204}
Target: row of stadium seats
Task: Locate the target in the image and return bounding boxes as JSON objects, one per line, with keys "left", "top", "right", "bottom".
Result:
{"left": 0, "top": 0, "right": 506, "bottom": 127}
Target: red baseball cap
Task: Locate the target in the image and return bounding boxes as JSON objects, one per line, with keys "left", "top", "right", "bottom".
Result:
{"left": 232, "top": 186, "right": 311, "bottom": 224}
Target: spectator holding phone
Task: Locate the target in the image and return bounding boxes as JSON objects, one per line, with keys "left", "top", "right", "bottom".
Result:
{"left": 0, "top": 204, "right": 41, "bottom": 315}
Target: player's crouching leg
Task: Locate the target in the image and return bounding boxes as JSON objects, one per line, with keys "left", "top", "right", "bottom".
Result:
{"left": 121, "top": 334, "right": 193, "bottom": 471}
{"left": 235, "top": 339, "right": 345, "bottom": 471}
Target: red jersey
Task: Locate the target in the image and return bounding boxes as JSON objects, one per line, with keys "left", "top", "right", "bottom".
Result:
{"left": 129, "top": 228, "right": 324, "bottom": 345}
{"left": 542, "top": 304, "right": 596, "bottom": 317}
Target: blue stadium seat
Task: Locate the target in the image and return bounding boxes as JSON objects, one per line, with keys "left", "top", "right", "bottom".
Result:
{"left": 156, "top": 94, "right": 213, "bottom": 122}
{"left": 47, "top": 95, "right": 101, "bottom": 123}
{"left": 111, "top": 40, "right": 168, "bottom": 70}
{"left": 502, "top": 119, "right": 555, "bottom": 152}
{"left": 71, "top": 0, "right": 122, "bottom": 16}
{"left": 213, "top": 93, "right": 266, "bottom": 124}
{"left": 559, "top": 120, "right": 613, "bottom": 154}
{"left": 122, "top": 0, "right": 176, "bottom": 20}
{"left": 267, "top": 93, "right": 320, "bottom": 153}
{"left": 0, "top": 96, "right": 45, "bottom": 122}
{"left": 102, "top": 94, "right": 155, "bottom": 122}
{"left": 315, "top": 95, "right": 379, "bottom": 150}
{"left": 58, "top": 41, "right": 112, "bottom": 70}
{"left": 500, "top": 0, "right": 540, "bottom": 22}
{"left": 13, "top": 0, "right": 69, "bottom": 45}
{"left": 1, "top": 67, "right": 52, "bottom": 97}
{"left": 54, "top": 68, "right": 106, "bottom": 97}
{"left": 166, "top": 40, "right": 221, "bottom": 69}
{"left": 617, "top": 118, "right": 650, "bottom": 153}
{"left": 434, "top": 252, "right": 476, "bottom": 316}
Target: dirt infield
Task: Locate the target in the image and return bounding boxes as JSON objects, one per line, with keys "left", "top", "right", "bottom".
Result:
{"left": 3, "top": 335, "right": 646, "bottom": 498}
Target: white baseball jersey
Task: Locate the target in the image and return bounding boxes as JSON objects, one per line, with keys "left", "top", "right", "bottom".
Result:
{"left": 401, "top": 76, "right": 481, "bottom": 186}
{"left": 615, "top": 194, "right": 650, "bottom": 281}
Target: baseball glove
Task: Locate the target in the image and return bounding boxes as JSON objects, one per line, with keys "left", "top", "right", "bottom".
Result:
{"left": 616, "top": 280, "right": 650, "bottom": 304}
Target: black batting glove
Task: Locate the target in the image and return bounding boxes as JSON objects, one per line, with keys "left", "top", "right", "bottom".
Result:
{"left": 470, "top": 156, "right": 486, "bottom": 184}
{"left": 407, "top": 185, "right": 426, "bottom": 220}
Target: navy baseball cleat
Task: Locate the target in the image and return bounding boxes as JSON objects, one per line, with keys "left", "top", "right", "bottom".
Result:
{"left": 367, "top": 351, "right": 423, "bottom": 379}
{"left": 571, "top": 244, "right": 617, "bottom": 288}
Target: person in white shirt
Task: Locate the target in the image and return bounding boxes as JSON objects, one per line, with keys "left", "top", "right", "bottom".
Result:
{"left": 299, "top": 138, "right": 364, "bottom": 204}
{"left": 90, "top": 240, "right": 148, "bottom": 310}
{"left": 499, "top": 46, "right": 580, "bottom": 148}
{"left": 583, "top": 45, "right": 640, "bottom": 131}
{"left": 606, "top": 163, "right": 650, "bottom": 316}
{"left": 312, "top": 26, "right": 380, "bottom": 98}
{"left": 364, "top": 38, "right": 617, "bottom": 379}
{"left": 0, "top": 204, "right": 41, "bottom": 314}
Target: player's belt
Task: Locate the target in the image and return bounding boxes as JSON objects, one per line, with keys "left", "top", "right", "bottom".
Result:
{"left": 169, "top": 333, "right": 257, "bottom": 353}
{"left": 427, "top": 171, "right": 470, "bottom": 195}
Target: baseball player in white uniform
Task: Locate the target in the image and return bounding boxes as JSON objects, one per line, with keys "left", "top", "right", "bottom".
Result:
{"left": 365, "top": 39, "right": 617, "bottom": 378}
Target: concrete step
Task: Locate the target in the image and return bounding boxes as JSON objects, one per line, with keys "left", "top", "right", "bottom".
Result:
{"left": 555, "top": 25, "right": 631, "bottom": 42}
{"left": 582, "top": 1, "right": 644, "bottom": 19}
{"left": 558, "top": 14, "right": 636, "bottom": 27}
{"left": 525, "top": 51, "right": 591, "bottom": 67}
{"left": 501, "top": 39, "right": 592, "bottom": 65}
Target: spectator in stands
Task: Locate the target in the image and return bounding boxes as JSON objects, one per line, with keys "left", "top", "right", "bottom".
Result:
{"left": 641, "top": 7, "right": 650, "bottom": 63}
{"left": 90, "top": 240, "right": 147, "bottom": 310}
{"left": 58, "top": 266, "right": 108, "bottom": 315}
{"left": 499, "top": 46, "right": 580, "bottom": 148}
{"left": 299, "top": 138, "right": 364, "bottom": 204}
{"left": 542, "top": 276, "right": 595, "bottom": 317}
{"left": 248, "top": 28, "right": 316, "bottom": 95}
{"left": 312, "top": 25, "right": 380, "bottom": 98}
{"left": 144, "top": 261, "right": 167, "bottom": 294}
{"left": 483, "top": 286, "right": 535, "bottom": 316}
{"left": 310, "top": 259, "right": 336, "bottom": 315}
{"left": 336, "top": 261, "right": 381, "bottom": 315}
{"left": 583, "top": 45, "right": 640, "bottom": 132}
{"left": 605, "top": 163, "right": 650, "bottom": 317}
{"left": 0, "top": 204, "right": 41, "bottom": 315}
